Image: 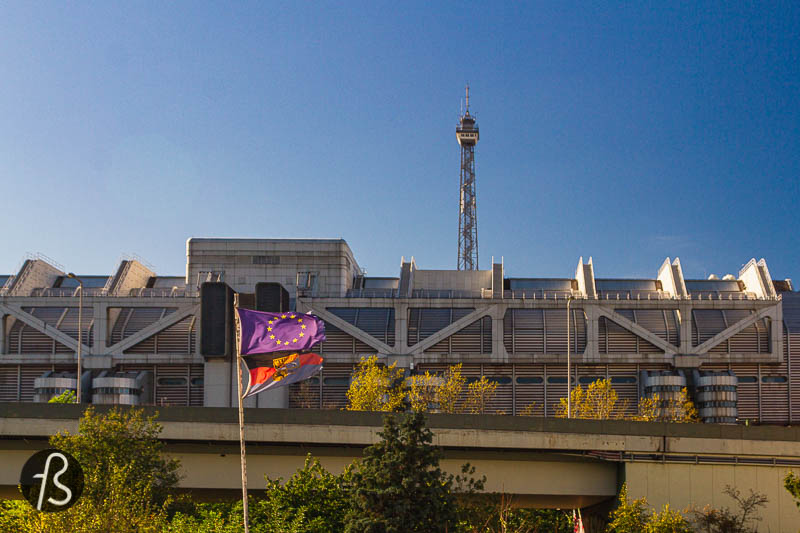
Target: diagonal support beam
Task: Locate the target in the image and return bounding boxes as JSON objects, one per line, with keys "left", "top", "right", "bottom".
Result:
{"left": 691, "top": 305, "right": 775, "bottom": 355}
{"left": 312, "top": 308, "right": 394, "bottom": 354}
{"left": 106, "top": 304, "right": 199, "bottom": 354}
{"left": 0, "top": 304, "right": 86, "bottom": 352}
{"left": 405, "top": 306, "right": 492, "bottom": 355}
{"left": 594, "top": 307, "right": 677, "bottom": 355}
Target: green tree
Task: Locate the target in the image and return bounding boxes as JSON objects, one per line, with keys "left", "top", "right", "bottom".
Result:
{"left": 556, "top": 379, "right": 628, "bottom": 420}
{"left": 346, "top": 355, "right": 407, "bottom": 412}
{"left": 690, "top": 485, "right": 768, "bottom": 533}
{"left": 436, "top": 364, "right": 466, "bottom": 414}
{"left": 646, "top": 504, "right": 692, "bottom": 533}
{"left": 255, "top": 454, "right": 350, "bottom": 533}
{"left": 463, "top": 376, "right": 498, "bottom": 415}
{"left": 407, "top": 371, "right": 439, "bottom": 412}
{"left": 345, "top": 411, "right": 462, "bottom": 532}
{"left": 3, "top": 406, "right": 178, "bottom": 532}
{"left": 50, "top": 406, "right": 180, "bottom": 507}
{"left": 785, "top": 471, "right": 800, "bottom": 510}
{"left": 606, "top": 484, "right": 650, "bottom": 533}
{"left": 48, "top": 389, "right": 76, "bottom": 404}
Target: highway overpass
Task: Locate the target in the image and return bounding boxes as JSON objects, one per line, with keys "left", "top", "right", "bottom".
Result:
{"left": 1, "top": 403, "right": 799, "bottom": 531}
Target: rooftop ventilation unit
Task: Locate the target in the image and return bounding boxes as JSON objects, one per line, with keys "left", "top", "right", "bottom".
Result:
{"left": 92, "top": 371, "right": 151, "bottom": 405}
{"left": 33, "top": 371, "right": 91, "bottom": 402}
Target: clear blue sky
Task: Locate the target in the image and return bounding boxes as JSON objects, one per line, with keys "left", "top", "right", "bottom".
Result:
{"left": 1, "top": 2, "right": 798, "bottom": 282}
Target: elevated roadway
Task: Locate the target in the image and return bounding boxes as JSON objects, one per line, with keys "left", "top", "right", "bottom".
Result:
{"left": 1, "top": 404, "right": 799, "bottom": 530}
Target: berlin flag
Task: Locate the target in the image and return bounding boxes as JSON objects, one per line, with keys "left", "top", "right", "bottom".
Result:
{"left": 241, "top": 352, "right": 323, "bottom": 397}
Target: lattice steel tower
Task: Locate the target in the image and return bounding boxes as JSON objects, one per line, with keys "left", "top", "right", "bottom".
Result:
{"left": 456, "top": 85, "right": 479, "bottom": 270}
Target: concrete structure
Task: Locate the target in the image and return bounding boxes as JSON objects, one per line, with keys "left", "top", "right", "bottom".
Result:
{"left": 0, "top": 238, "right": 798, "bottom": 427}
{"left": 1, "top": 404, "right": 799, "bottom": 530}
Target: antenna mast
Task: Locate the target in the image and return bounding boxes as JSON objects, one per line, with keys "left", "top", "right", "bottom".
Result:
{"left": 455, "top": 85, "right": 479, "bottom": 270}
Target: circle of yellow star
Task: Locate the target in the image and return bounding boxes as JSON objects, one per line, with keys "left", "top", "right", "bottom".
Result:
{"left": 290, "top": 315, "right": 296, "bottom": 319}
{"left": 276, "top": 340, "right": 282, "bottom": 345}
{"left": 281, "top": 314, "right": 287, "bottom": 319}
{"left": 267, "top": 327, "right": 272, "bottom": 331}
{"left": 299, "top": 332, "right": 305, "bottom": 337}
{"left": 292, "top": 338, "right": 298, "bottom": 343}
{"left": 269, "top": 334, "right": 275, "bottom": 339}
{"left": 301, "top": 324, "right": 306, "bottom": 329}
{"left": 298, "top": 319, "right": 303, "bottom": 323}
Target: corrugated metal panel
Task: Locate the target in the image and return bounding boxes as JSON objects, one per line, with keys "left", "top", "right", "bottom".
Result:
{"left": 154, "top": 365, "right": 189, "bottom": 406}
{"left": 289, "top": 376, "right": 321, "bottom": 408}
{"left": 56, "top": 307, "right": 95, "bottom": 350}
{"left": 9, "top": 308, "right": 73, "bottom": 354}
{"left": 406, "top": 309, "right": 489, "bottom": 354}
{"left": 20, "top": 365, "right": 53, "bottom": 402}
{"left": 111, "top": 308, "right": 175, "bottom": 344}
{"left": 726, "top": 310, "right": 766, "bottom": 353}
{"left": 0, "top": 366, "right": 19, "bottom": 402}
{"left": 783, "top": 293, "right": 800, "bottom": 333}
{"left": 506, "top": 309, "right": 545, "bottom": 353}
{"left": 483, "top": 364, "right": 512, "bottom": 415}
{"left": 693, "top": 309, "right": 727, "bottom": 353}
{"left": 459, "top": 364, "right": 482, "bottom": 412}
{"left": 544, "top": 364, "right": 569, "bottom": 417}
{"left": 319, "top": 318, "right": 356, "bottom": 354}
{"left": 514, "top": 364, "right": 545, "bottom": 416}
{"left": 600, "top": 316, "right": 636, "bottom": 353}
{"left": 320, "top": 364, "right": 353, "bottom": 409}
{"left": 730, "top": 363, "right": 759, "bottom": 420}
{"left": 761, "top": 376, "right": 788, "bottom": 424}
{"left": 189, "top": 364, "right": 204, "bottom": 406}
{"left": 790, "top": 332, "right": 800, "bottom": 424}
{"left": 328, "top": 308, "right": 396, "bottom": 346}
{"left": 607, "top": 364, "right": 638, "bottom": 417}
{"left": 618, "top": 309, "right": 679, "bottom": 346}
{"left": 124, "top": 315, "right": 195, "bottom": 355}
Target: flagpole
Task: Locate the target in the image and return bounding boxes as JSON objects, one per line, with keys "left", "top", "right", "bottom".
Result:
{"left": 234, "top": 294, "right": 250, "bottom": 533}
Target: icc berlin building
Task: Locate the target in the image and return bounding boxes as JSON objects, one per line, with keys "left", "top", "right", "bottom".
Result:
{"left": 0, "top": 237, "right": 798, "bottom": 425}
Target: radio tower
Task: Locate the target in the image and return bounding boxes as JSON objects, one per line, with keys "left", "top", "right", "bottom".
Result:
{"left": 456, "top": 85, "right": 479, "bottom": 270}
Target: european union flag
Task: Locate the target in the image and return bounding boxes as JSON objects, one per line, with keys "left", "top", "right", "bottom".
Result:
{"left": 235, "top": 308, "right": 326, "bottom": 355}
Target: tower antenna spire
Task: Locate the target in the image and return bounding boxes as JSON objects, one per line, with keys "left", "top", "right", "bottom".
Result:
{"left": 456, "top": 86, "right": 480, "bottom": 270}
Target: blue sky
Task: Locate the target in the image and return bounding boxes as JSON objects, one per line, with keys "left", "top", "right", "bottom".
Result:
{"left": 1, "top": 2, "right": 798, "bottom": 282}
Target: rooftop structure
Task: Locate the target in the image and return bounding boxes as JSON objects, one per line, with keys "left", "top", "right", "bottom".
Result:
{"left": 0, "top": 238, "right": 796, "bottom": 427}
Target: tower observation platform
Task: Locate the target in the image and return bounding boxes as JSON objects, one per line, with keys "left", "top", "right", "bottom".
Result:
{"left": 457, "top": 85, "right": 480, "bottom": 271}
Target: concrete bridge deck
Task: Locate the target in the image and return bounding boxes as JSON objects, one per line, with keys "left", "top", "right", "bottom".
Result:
{"left": 1, "top": 404, "right": 799, "bottom": 530}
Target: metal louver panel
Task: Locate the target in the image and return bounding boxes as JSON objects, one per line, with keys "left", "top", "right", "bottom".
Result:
{"left": 20, "top": 366, "right": 54, "bottom": 402}
{"left": 513, "top": 364, "right": 545, "bottom": 416}
{"left": 10, "top": 308, "right": 72, "bottom": 354}
{"left": 289, "top": 375, "right": 321, "bottom": 408}
{"left": 483, "top": 364, "right": 513, "bottom": 414}
{"left": 692, "top": 309, "right": 727, "bottom": 353}
{"left": 729, "top": 363, "right": 759, "bottom": 420}
{"left": 320, "top": 364, "right": 354, "bottom": 409}
{"left": 56, "top": 307, "right": 95, "bottom": 351}
{"left": 318, "top": 318, "right": 357, "bottom": 354}
{"left": 189, "top": 364, "right": 204, "bottom": 406}
{"left": 790, "top": 332, "right": 800, "bottom": 423}
{"left": 607, "top": 364, "right": 638, "bottom": 417}
{"left": 123, "top": 316, "right": 196, "bottom": 355}
{"left": 153, "top": 365, "right": 189, "bottom": 406}
{"left": 544, "top": 364, "right": 569, "bottom": 417}
{"left": 111, "top": 308, "right": 176, "bottom": 345}
{"left": 0, "top": 366, "right": 19, "bottom": 402}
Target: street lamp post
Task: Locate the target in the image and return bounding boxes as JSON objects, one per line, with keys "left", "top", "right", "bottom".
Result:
{"left": 566, "top": 295, "right": 573, "bottom": 419}
{"left": 67, "top": 273, "right": 83, "bottom": 403}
